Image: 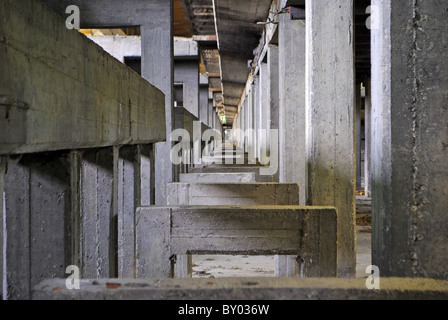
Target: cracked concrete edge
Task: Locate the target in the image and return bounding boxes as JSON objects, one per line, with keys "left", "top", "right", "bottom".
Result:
{"left": 32, "top": 277, "right": 448, "bottom": 300}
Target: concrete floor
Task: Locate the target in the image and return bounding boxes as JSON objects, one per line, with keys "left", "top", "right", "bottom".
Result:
{"left": 193, "top": 195, "right": 372, "bottom": 279}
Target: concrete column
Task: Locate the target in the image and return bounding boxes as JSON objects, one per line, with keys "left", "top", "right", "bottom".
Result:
{"left": 371, "top": 0, "right": 448, "bottom": 279}
{"left": 268, "top": 45, "right": 280, "bottom": 182}
{"left": 174, "top": 60, "right": 200, "bottom": 118}
{"left": 68, "top": 151, "right": 82, "bottom": 278}
{"left": 2, "top": 153, "right": 72, "bottom": 300}
{"left": 0, "top": 157, "right": 5, "bottom": 300}
{"left": 253, "top": 76, "right": 261, "bottom": 161}
{"left": 252, "top": 75, "right": 260, "bottom": 163}
{"left": 259, "top": 62, "right": 270, "bottom": 165}
{"left": 306, "top": 0, "right": 356, "bottom": 278}
{"left": 115, "top": 146, "right": 138, "bottom": 278}
{"left": 141, "top": 0, "right": 174, "bottom": 206}
{"left": 356, "top": 84, "right": 362, "bottom": 189}
{"left": 364, "top": 78, "right": 372, "bottom": 197}
{"left": 200, "top": 85, "right": 209, "bottom": 127}
{"left": 278, "top": 14, "right": 306, "bottom": 206}
{"left": 244, "top": 89, "right": 250, "bottom": 153}
{"left": 80, "top": 148, "right": 115, "bottom": 279}
{"left": 137, "top": 145, "right": 155, "bottom": 207}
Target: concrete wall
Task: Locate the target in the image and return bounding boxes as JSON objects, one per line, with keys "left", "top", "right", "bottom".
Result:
{"left": 0, "top": 0, "right": 166, "bottom": 155}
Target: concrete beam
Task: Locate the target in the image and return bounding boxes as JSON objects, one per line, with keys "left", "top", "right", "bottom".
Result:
{"left": 32, "top": 278, "right": 448, "bottom": 300}
{"left": 0, "top": 0, "right": 166, "bottom": 155}
{"left": 136, "top": 206, "right": 337, "bottom": 278}
{"left": 179, "top": 172, "right": 256, "bottom": 183}
{"left": 191, "top": 166, "right": 275, "bottom": 183}
{"left": 166, "top": 183, "right": 300, "bottom": 206}
{"left": 305, "top": 0, "right": 356, "bottom": 278}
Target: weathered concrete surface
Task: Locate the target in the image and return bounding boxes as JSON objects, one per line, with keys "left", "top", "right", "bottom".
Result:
{"left": 278, "top": 15, "right": 306, "bottom": 205}
{"left": 115, "top": 146, "right": 138, "bottom": 278}
{"left": 191, "top": 166, "right": 275, "bottom": 182}
{"left": 2, "top": 153, "right": 72, "bottom": 300}
{"left": 80, "top": 148, "right": 115, "bottom": 279}
{"left": 0, "top": 0, "right": 166, "bottom": 155}
{"left": 305, "top": 0, "right": 356, "bottom": 278}
{"left": 166, "top": 183, "right": 300, "bottom": 206}
{"left": 136, "top": 206, "right": 337, "bottom": 278}
{"left": 267, "top": 44, "right": 280, "bottom": 182}
{"left": 179, "top": 172, "right": 256, "bottom": 183}
{"left": 174, "top": 59, "right": 200, "bottom": 118}
{"left": 0, "top": 157, "right": 6, "bottom": 300}
{"left": 371, "top": 0, "right": 448, "bottom": 279}
{"left": 32, "top": 277, "right": 448, "bottom": 300}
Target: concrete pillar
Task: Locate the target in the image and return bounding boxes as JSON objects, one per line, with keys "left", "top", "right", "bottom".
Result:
{"left": 268, "top": 45, "right": 280, "bottom": 182}
{"left": 2, "top": 153, "right": 72, "bottom": 300}
{"left": 356, "top": 84, "right": 362, "bottom": 189}
{"left": 244, "top": 89, "right": 250, "bottom": 153}
{"left": 371, "top": 0, "right": 448, "bottom": 279}
{"left": 259, "top": 62, "right": 270, "bottom": 165}
{"left": 137, "top": 145, "right": 155, "bottom": 207}
{"left": 174, "top": 60, "right": 200, "bottom": 118}
{"left": 306, "top": 0, "right": 356, "bottom": 278}
{"left": 253, "top": 76, "right": 261, "bottom": 161}
{"left": 115, "top": 146, "right": 138, "bottom": 278}
{"left": 141, "top": 1, "right": 174, "bottom": 206}
{"left": 200, "top": 85, "right": 209, "bottom": 127}
{"left": 278, "top": 14, "right": 306, "bottom": 206}
{"left": 364, "top": 78, "right": 372, "bottom": 197}
{"left": 80, "top": 148, "right": 115, "bottom": 279}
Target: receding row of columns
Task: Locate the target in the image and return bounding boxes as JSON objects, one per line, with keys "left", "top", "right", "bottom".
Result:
{"left": 233, "top": 1, "right": 356, "bottom": 278}
{"left": 234, "top": 0, "right": 448, "bottom": 280}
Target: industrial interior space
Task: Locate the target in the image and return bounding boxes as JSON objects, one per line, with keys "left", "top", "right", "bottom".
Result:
{"left": 1, "top": 0, "right": 447, "bottom": 300}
